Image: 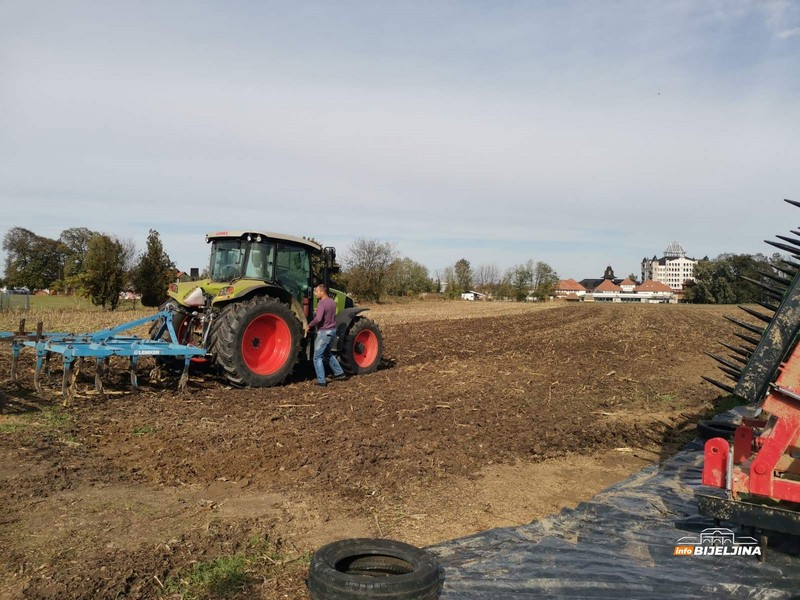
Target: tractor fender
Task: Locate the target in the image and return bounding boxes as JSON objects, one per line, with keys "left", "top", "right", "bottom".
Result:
{"left": 213, "top": 284, "right": 308, "bottom": 328}
{"left": 333, "top": 307, "right": 369, "bottom": 351}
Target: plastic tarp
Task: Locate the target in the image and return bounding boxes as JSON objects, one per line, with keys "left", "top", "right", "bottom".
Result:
{"left": 431, "top": 440, "right": 800, "bottom": 599}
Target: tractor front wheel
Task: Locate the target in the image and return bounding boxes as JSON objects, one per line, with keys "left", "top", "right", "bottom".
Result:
{"left": 339, "top": 318, "right": 383, "bottom": 375}
{"left": 211, "top": 297, "right": 301, "bottom": 387}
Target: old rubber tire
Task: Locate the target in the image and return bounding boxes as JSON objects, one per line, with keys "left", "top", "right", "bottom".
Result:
{"left": 696, "top": 420, "right": 738, "bottom": 441}
{"left": 307, "top": 538, "right": 440, "bottom": 600}
{"left": 211, "top": 296, "right": 301, "bottom": 387}
{"left": 338, "top": 318, "right": 383, "bottom": 375}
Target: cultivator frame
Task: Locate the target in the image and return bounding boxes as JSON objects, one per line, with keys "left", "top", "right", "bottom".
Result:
{"left": 0, "top": 308, "right": 206, "bottom": 404}
{"left": 699, "top": 198, "right": 800, "bottom": 537}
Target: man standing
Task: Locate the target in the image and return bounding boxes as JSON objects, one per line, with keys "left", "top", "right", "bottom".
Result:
{"left": 307, "top": 284, "right": 347, "bottom": 386}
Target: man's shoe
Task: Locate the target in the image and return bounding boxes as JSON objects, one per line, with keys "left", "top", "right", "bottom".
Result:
{"left": 333, "top": 374, "right": 348, "bottom": 381}
{"left": 316, "top": 382, "right": 327, "bottom": 387}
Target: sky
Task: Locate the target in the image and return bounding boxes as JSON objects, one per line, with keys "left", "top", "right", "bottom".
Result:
{"left": 1, "top": 0, "right": 799, "bottom": 281}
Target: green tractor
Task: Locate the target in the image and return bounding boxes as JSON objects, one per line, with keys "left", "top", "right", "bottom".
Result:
{"left": 152, "top": 230, "right": 383, "bottom": 387}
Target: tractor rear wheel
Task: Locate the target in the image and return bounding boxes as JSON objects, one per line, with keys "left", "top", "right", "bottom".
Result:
{"left": 211, "top": 296, "right": 301, "bottom": 387}
{"left": 339, "top": 318, "right": 383, "bottom": 375}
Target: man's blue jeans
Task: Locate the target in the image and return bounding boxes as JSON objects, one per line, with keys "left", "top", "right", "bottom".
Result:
{"left": 313, "top": 329, "right": 344, "bottom": 384}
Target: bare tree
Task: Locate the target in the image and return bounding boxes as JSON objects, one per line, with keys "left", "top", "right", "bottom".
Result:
{"left": 475, "top": 263, "right": 500, "bottom": 294}
{"left": 343, "top": 238, "right": 398, "bottom": 302}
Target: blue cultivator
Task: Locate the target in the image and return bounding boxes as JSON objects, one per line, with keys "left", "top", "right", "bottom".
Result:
{"left": 0, "top": 308, "right": 206, "bottom": 404}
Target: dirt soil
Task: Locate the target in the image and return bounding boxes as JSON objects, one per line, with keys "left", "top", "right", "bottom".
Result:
{"left": 0, "top": 302, "right": 747, "bottom": 599}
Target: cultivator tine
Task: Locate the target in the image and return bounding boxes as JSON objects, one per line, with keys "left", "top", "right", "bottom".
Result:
{"left": 738, "top": 306, "right": 773, "bottom": 324}
{"left": 178, "top": 358, "right": 190, "bottom": 391}
{"left": 129, "top": 357, "right": 139, "bottom": 390}
{"left": 61, "top": 358, "right": 77, "bottom": 406}
{"left": 785, "top": 198, "right": 800, "bottom": 208}
{"left": 724, "top": 315, "right": 764, "bottom": 336}
{"left": 702, "top": 376, "right": 736, "bottom": 395}
{"left": 94, "top": 358, "right": 109, "bottom": 395}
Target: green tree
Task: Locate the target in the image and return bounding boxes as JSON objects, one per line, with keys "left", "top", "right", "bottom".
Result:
{"left": 386, "top": 257, "right": 431, "bottom": 296}
{"left": 454, "top": 258, "right": 473, "bottom": 293}
{"left": 81, "top": 234, "right": 128, "bottom": 309}
{"left": 58, "top": 227, "right": 98, "bottom": 279}
{"left": 532, "top": 261, "right": 559, "bottom": 300}
{"left": 343, "top": 238, "right": 398, "bottom": 302}
{"left": 132, "top": 229, "right": 176, "bottom": 307}
{"left": 2, "top": 227, "right": 62, "bottom": 291}
{"left": 685, "top": 253, "right": 776, "bottom": 304}
{"left": 507, "top": 261, "right": 533, "bottom": 301}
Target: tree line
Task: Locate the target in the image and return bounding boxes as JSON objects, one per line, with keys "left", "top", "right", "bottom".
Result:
{"left": 341, "top": 239, "right": 560, "bottom": 302}
{"left": 684, "top": 252, "right": 788, "bottom": 304}
{"left": 2, "top": 227, "right": 175, "bottom": 309}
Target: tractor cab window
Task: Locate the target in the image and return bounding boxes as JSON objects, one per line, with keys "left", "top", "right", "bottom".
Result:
{"left": 275, "top": 243, "right": 311, "bottom": 302}
{"left": 243, "top": 241, "right": 275, "bottom": 280}
{"left": 209, "top": 240, "right": 244, "bottom": 281}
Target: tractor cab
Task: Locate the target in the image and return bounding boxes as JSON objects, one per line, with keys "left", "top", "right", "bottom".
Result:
{"left": 206, "top": 231, "right": 320, "bottom": 306}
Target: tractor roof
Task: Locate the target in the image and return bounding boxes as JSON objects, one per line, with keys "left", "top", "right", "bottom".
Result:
{"left": 206, "top": 231, "right": 322, "bottom": 252}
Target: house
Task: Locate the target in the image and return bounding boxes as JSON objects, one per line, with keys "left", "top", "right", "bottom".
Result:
{"left": 461, "top": 290, "right": 487, "bottom": 301}
{"left": 579, "top": 266, "right": 625, "bottom": 292}
{"left": 641, "top": 242, "right": 698, "bottom": 298}
{"left": 555, "top": 278, "right": 588, "bottom": 299}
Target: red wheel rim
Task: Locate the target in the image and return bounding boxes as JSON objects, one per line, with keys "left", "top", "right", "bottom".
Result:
{"left": 241, "top": 314, "right": 292, "bottom": 375}
{"left": 177, "top": 317, "right": 208, "bottom": 364}
{"left": 353, "top": 329, "right": 379, "bottom": 368}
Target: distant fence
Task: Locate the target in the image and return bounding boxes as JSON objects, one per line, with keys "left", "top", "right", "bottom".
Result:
{"left": 0, "top": 291, "right": 31, "bottom": 311}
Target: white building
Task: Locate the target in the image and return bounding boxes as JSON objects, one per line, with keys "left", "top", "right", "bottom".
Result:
{"left": 641, "top": 242, "right": 698, "bottom": 293}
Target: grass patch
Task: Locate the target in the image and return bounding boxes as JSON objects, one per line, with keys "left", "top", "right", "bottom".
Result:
{"left": 165, "top": 555, "right": 248, "bottom": 600}
{"left": 131, "top": 425, "right": 156, "bottom": 436}
{"left": 0, "top": 420, "right": 29, "bottom": 434}
{"left": 163, "top": 534, "right": 309, "bottom": 600}
{"left": 0, "top": 406, "right": 73, "bottom": 435}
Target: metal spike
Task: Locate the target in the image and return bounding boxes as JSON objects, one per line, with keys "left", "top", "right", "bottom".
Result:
{"left": 755, "top": 300, "right": 779, "bottom": 313}
{"left": 781, "top": 259, "right": 800, "bottom": 270}
{"left": 741, "top": 276, "right": 786, "bottom": 299}
{"left": 706, "top": 352, "right": 744, "bottom": 372}
{"left": 763, "top": 240, "right": 800, "bottom": 260}
{"left": 772, "top": 264, "right": 798, "bottom": 278}
{"left": 178, "top": 358, "right": 190, "bottom": 391}
{"left": 790, "top": 229, "right": 800, "bottom": 238}
{"left": 719, "top": 365, "right": 742, "bottom": 380}
{"left": 734, "top": 331, "right": 760, "bottom": 346}
{"left": 755, "top": 269, "right": 792, "bottom": 287}
{"left": 94, "top": 358, "right": 107, "bottom": 395}
{"left": 775, "top": 234, "right": 800, "bottom": 249}
{"left": 724, "top": 315, "right": 764, "bottom": 336}
{"left": 702, "top": 376, "right": 736, "bottom": 395}
{"left": 738, "top": 305, "right": 773, "bottom": 324}
{"left": 784, "top": 198, "right": 800, "bottom": 208}
{"left": 720, "top": 341, "right": 751, "bottom": 358}
{"left": 726, "top": 353, "right": 748, "bottom": 365}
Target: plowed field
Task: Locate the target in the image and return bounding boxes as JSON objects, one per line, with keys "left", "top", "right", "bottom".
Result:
{"left": 0, "top": 302, "right": 746, "bottom": 599}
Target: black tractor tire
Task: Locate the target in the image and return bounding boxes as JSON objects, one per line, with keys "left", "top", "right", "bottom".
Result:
{"left": 307, "top": 538, "right": 441, "bottom": 600}
{"left": 338, "top": 318, "right": 383, "bottom": 375}
{"left": 210, "top": 296, "right": 301, "bottom": 387}
{"left": 696, "top": 420, "right": 739, "bottom": 441}
{"left": 149, "top": 300, "right": 200, "bottom": 371}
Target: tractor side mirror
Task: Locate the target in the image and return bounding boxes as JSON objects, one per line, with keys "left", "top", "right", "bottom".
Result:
{"left": 323, "top": 247, "right": 337, "bottom": 269}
